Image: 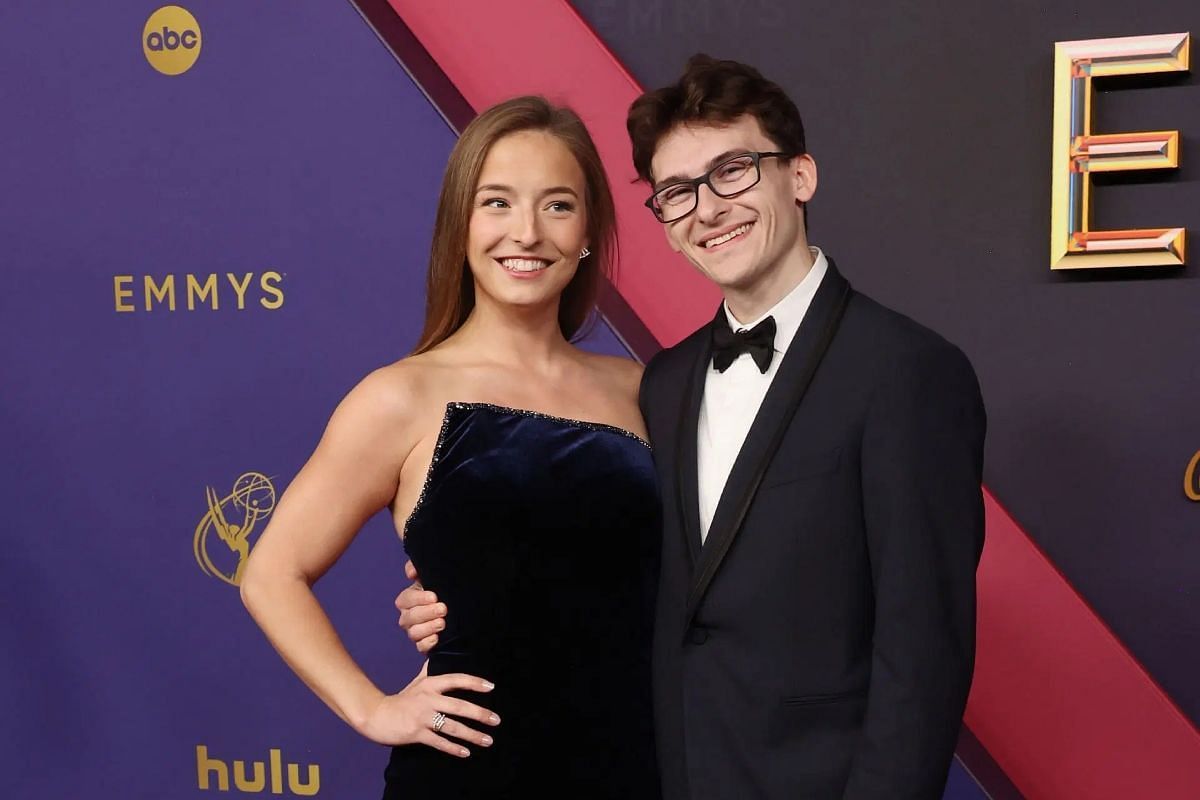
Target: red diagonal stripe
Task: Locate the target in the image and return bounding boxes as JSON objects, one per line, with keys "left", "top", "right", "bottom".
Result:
{"left": 386, "top": 1, "right": 1200, "bottom": 795}
{"left": 970, "top": 489, "right": 1200, "bottom": 797}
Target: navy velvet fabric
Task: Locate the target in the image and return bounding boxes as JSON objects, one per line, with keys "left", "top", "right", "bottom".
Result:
{"left": 384, "top": 402, "right": 662, "bottom": 798}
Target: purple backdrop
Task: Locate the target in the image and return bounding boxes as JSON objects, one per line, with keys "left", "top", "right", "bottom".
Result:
{"left": 2, "top": 1, "right": 1006, "bottom": 797}
{"left": 0, "top": 1, "right": 628, "bottom": 796}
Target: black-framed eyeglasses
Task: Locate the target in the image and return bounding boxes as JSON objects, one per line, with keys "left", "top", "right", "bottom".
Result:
{"left": 645, "top": 151, "right": 791, "bottom": 223}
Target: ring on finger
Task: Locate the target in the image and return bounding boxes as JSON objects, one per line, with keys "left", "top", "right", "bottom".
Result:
{"left": 431, "top": 711, "right": 447, "bottom": 733}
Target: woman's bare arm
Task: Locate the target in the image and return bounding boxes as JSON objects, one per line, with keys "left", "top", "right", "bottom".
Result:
{"left": 239, "top": 368, "right": 498, "bottom": 754}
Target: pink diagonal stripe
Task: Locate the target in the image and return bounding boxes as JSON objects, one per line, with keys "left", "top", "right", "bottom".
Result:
{"left": 968, "top": 489, "right": 1200, "bottom": 797}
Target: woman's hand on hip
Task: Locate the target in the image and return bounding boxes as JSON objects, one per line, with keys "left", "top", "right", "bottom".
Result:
{"left": 358, "top": 667, "right": 499, "bottom": 757}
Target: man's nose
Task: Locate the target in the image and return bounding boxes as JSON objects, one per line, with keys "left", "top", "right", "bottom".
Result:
{"left": 694, "top": 183, "right": 729, "bottom": 225}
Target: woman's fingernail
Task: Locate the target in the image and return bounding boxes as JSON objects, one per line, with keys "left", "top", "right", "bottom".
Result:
{"left": 482, "top": 681, "right": 495, "bottom": 691}
{"left": 488, "top": 713, "right": 500, "bottom": 725}
{"left": 481, "top": 735, "right": 493, "bottom": 746}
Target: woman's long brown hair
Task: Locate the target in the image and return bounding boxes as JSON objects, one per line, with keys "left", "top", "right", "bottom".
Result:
{"left": 411, "top": 96, "right": 618, "bottom": 355}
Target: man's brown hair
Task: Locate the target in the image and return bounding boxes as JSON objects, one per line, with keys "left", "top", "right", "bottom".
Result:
{"left": 627, "top": 54, "right": 807, "bottom": 185}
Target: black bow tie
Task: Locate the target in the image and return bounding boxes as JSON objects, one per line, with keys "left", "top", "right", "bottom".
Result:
{"left": 711, "top": 315, "right": 777, "bottom": 373}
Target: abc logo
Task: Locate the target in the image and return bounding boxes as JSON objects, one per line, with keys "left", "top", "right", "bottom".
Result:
{"left": 143, "top": 5, "right": 201, "bottom": 76}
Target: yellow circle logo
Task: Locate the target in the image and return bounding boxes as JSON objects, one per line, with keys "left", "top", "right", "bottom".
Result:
{"left": 143, "top": 6, "right": 201, "bottom": 76}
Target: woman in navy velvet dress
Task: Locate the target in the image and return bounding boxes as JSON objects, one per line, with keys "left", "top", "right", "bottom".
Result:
{"left": 240, "top": 97, "right": 660, "bottom": 798}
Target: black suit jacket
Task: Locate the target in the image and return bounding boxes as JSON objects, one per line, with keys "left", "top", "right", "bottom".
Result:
{"left": 638, "top": 261, "right": 986, "bottom": 800}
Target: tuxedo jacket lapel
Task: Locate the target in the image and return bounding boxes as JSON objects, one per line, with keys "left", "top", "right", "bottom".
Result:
{"left": 683, "top": 263, "right": 852, "bottom": 628}
{"left": 674, "top": 310, "right": 719, "bottom": 567}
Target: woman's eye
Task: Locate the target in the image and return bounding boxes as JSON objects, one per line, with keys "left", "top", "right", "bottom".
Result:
{"left": 482, "top": 198, "right": 509, "bottom": 208}
{"left": 547, "top": 201, "right": 575, "bottom": 213}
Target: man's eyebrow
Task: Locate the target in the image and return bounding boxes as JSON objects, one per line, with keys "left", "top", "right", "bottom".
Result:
{"left": 653, "top": 150, "right": 745, "bottom": 190}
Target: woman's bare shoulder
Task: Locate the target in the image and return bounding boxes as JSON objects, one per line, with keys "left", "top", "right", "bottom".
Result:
{"left": 578, "top": 351, "right": 644, "bottom": 399}
{"left": 328, "top": 355, "right": 449, "bottom": 442}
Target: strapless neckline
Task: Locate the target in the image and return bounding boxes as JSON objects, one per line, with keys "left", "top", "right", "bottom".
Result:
{"left": 403, "top": 402, "right": 651, "bottom": 537}
{"left": 440, "top": 402, "right": 651, "bottom": 448}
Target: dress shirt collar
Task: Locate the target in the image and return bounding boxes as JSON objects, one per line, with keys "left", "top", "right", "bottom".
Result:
{"left": 721, "top": 246, "right": 829, "bottom": 356}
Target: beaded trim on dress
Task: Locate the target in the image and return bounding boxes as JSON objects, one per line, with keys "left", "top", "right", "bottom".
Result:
{"left": 402, "top": 401, "right": 651, "bottom": 539}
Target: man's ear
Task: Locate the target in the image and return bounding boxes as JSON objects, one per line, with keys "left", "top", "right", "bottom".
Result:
{"left": 792, "top": 153, "right": 818, "bottom": 204}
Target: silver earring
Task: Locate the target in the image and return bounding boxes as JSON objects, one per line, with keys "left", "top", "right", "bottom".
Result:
{"left": 579, "top": 247, "right": 591, "bottom": 259}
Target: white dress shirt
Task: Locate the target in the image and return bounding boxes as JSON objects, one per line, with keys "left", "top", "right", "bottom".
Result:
{"left": 697, "top": 247, "right": 829, "bottom": 542}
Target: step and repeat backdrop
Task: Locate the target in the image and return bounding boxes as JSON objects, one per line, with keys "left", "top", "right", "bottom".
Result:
{"left": 4, "top": 0, "right": 1198, "bottom": 797}
{"left": 563, "top": 5, "right": 1200, "bottom": 798}
{"left": 0, "top": 2, "right": 631, "bottom": 797}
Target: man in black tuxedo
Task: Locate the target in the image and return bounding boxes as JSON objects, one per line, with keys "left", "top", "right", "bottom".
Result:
{"left": 397, "top": 55, "right": 985, "bottom": 799}
{"left": 628, "top": 55, "right": 986, "bottom": 799}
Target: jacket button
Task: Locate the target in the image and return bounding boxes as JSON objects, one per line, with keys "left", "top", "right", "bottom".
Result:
{"left": 686, "top": 626, "right": 710, "bottom": 645}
